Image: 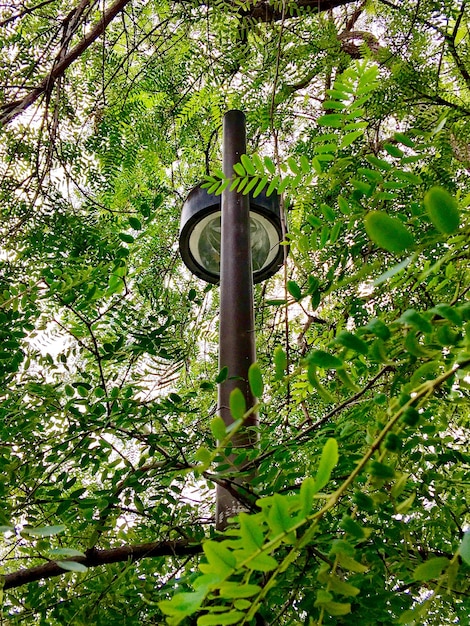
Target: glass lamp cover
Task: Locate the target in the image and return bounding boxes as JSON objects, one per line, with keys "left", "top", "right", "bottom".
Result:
{"left": 196, "top": 214, "right": 271, "bottom": 275}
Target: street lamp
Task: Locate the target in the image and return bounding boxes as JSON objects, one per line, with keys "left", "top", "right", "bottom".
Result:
{"left": 179, "top": 110, "right": 287, "bottom": 530}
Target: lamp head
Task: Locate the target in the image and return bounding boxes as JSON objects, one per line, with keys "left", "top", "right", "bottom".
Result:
{"left": 179, "top": 185, "right": 286, "bottom": 284}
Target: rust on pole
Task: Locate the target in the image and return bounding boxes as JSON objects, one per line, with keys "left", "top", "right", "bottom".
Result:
{"left": 216, "top": 110, "right": 257, "bottom": 530}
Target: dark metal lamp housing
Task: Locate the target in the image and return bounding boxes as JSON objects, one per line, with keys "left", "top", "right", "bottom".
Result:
{"left": 179, "top": 184, "right": 286, "bottom": 284}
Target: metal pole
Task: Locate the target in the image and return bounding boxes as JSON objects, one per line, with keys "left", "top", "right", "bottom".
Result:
{"left": 216, "top": 110, "right": 257, "bottom": 530}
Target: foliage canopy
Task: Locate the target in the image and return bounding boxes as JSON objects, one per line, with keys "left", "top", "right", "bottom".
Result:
{"left": 0, "top": 0, "right": 469, "bottom": 624}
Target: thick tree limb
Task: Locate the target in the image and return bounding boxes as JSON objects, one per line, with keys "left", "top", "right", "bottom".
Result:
{"left": 239, "top": 0, "right": 358, "bottom": 21}
{"left": 178, "top": 0, "right": 358, "bottom": 20}
{"left": 2, "top": 539, "right": 202, "bottom": 590}
{"left": 0, "top": 0, "right": 132, "bottom": 127}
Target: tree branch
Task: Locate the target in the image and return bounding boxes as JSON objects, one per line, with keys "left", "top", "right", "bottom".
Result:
{"left": 0, "top": 0, "right": 132, "bottom": 127}
{"left": 239, "top": 0, "right": 359, "bottom": 21}
{"left": 0, "top": 0, "right": 57, "bottom": 28}
{"left": 175, "top": 0, "right": 358, "bottom": 22}
{"left": 445, "top": 0, "right": 470, "bottom": 90}
{"left": 0, "top": 0, "right": 361, "bottom": 127}
{"left": 2, "top": 540, "right": 202, "bottom": 590}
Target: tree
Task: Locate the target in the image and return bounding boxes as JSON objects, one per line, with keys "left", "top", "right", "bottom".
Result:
{"left": 0, "top": 0, "right": 469, "bottom": 624}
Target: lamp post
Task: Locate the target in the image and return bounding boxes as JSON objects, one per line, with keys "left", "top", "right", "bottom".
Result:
{"left": 179, "top": 110, "right": 286, "bottom": 529}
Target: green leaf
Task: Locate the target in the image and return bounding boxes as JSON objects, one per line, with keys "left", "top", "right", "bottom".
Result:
{"left": 242, "top": 175, "right": 260, "bottom": 195}
{"left": 401, "top": 407, "right": 420, "bottom": 426}
{"left": 344, "top": 121, "right": 368, "bottom": 131}
{"left": 364, "top": 211, "right": 415, "bottom": 253}
{"left": 107, "top": 274, "right": 124, "bottom": 295}
{"left": 253, "top": 176, "right": 268, "bottom": 197}
{"left": 364, "top": 318, "right": 391, "bottom": 340}
{"left": 239, "top": 513, "right": 264, "bottom": 550}
{"left": 300, "top": 155, "right": 310, "bottom": 173}
{"left": 334, "top": 331, "right": 368, "bottom": 355}
{"left": 307, "top": 364, "right": 336, "bottom": 403}
{"left": 287, "top": 156, "right": 300, "bottom": 173}
{"left": 23, "top": 525, "right": 66, "bottom": 537}
{"left": 278, "top": 175, "right": 293, "bottom": 194}
{"left": 229, "top": 388, "right": 246, "bottom": 420}
{"left": 315, "top": 589, "right": 333, "bottom": 605}
{"left": 210, "top": 416, "right": 226, "bottom": 440}
{"left": 248, "top": 362, "right": 263, "bottom": 397}
{"left": 267, "top": 493, "right": 294, "bottom": 535}
{"left": 323, "top": 100, "right": 346, "bottom": 110}
{"left": 326, "top": 88, "right": 348, "bottom": 99}
{"left": 266, "top": 175, "right": 280, "bottom": 196}
{"left": 340, "top": 130, "right": 363, "bottom": 148}
{"left": 312, "top": 438, "right": 338, "bottom": 494}
{"left": 365, "top": 154, "right": 392, "bottom": 171}
{"left": 201, "top": 542, "right": 236, "bottom": 577}
{"left": 264, "top": 156, "right": 276, "bottom": 175}
{"left": 233, "top": 162, "right": 245, "bottom": 177}
{"left": 236, "top": 176, "right": 249, "bottom": 193}
{"left": 198, "top": 611, "right": 245, "bottom": 625}
{"left": 394, "top": 132, "right": 414, "bottom": 147}
{"left": 340, "top": 515, "right": 366, "bottom": 539}
{"left": 218, "top": 583, "right": 261, "bottom": 598}
{"left": 413, "top": 557, "right": 449, "bottom": 581}
{"left": 246, "top": 551, "right": 278, "bottom": 572}
{"left": 398, "top": 607, "right": 426, "bottom": 624}
{"left": 323, "top": 602, "right": 351, "bottom": 616}
{"left": 352, "top": 491, "right": 375, "bottom": 512}
{"left": 329, "top": 540, "right": 356, "bottom": 558}
{"left": 57, "top": 560, "right": 88, "bottom": 573}
{"left": 317, "top": 113, "right": 343, "bottom": 128}
{"left": 118, "top": 232, "right": 134, "bottom": 244}
{"left": 399, "top": 309, "right": 432, "bottom": 333}
{"left": 384, "top": 143, "right": 404, "bottom": 158}
{"left": 336, "top": 367, "right": 359, "bottom": 391}
{"left": 159, "top": 590, "right": 205, "bottom": 618}
{"left": 338, "top": 196, "right": 350, "bottom": 215}
{"left": 195, "top": 447, "right": 212, "bottom": 465}
{"left": 430, "top": 303, "right": 462, "bottom": 326}
{"left": 287, "top": 280, "right": 302, "bottom": 300}
{"left": 424, "top": 186, "right": 460, "bottom": 233}
{"left": 384, "top": 433, "right": 401, "bottom": 451}
{"left": 266, "top": 299, "right": 287, "bottom": 306}
{"left": 373, "top": 256, "right": 413, "bottom": 286}
{"left": 395, "top": 170, "right": 422, "bottom": 185}
{"left": 311, "top": 156, "right": 322, "bottom": 174}
{"left": 241, "top": 154, "right": 255, "bottom": 175}
{"left": 216, "top": 366, "right": 229, "bottom": 384}
{"left": 320, "top": 203, "right": 335, "bottom": 221}
{"left": 274, "top": 346, "right": 287, "bottom": 381}
{"left": 336, "top": 553, "right": 369, "bottom": 573}
{"left": 233, "top": 599, "right": 250, "bottom": 610}
{"left": 128, "top": 216, "right": 142, "bottom": 230}
{"left": 251, "top": 153, "right": 265, "bottom": 174}
{"left": 369, "top": 461, "right": 395, "bottom": 479}
{"left": 358, "top": 167, "right": 383, "bottom": 182}
{"left": 459, "top": 531, "right": 470, "bottom": 566}
{"left": 326, "top": 575, "right": 360, "bottom": 597}
{"left": 49, "top": 548, "right": 86, "bottom": 557}
{"left": 330, "top": 221, "right": 341, "bottom": 243}
{"left": 299, "top": 477, "right": 315, "bottom": 517}
{"left": 307, "top": 350, "right": 343, "bottom": 369}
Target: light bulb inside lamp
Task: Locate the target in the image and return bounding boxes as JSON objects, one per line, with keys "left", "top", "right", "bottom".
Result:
{"left": 191, "top": 212, "right": 276, "bottom": 277}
